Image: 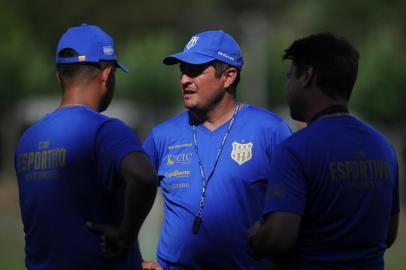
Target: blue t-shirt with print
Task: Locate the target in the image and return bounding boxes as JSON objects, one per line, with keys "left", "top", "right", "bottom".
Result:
{"left": 264, "top": 115, "right": 400, "bottom": 270}
{"left": 15, "top": 106, "right": 144, "bottom": 270}
{"left": 143, "top": 104, "right": 292, "bottom": 269}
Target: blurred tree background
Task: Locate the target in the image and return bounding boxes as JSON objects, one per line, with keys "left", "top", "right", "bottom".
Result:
{"left": 1, "top": 0, "right": 405, "bottom": 125}
{"left": 0, "top": 0, "right": 405, "bottom": 269}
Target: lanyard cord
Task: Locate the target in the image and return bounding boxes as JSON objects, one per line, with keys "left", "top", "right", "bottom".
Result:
{"left": 191, "top": 102, "right": 240, "bottom": 234}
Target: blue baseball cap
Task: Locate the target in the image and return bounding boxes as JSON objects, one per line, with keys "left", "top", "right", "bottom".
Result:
{"left": 56, "top": 24, "right": 128, "bottom": 73}
{"left": 163, "top": 30, "right": 244, "bottom": 69}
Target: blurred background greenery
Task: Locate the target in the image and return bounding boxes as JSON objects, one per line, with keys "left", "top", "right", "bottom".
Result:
{"left": 0, "top": 0, "right": 405, "bottom": 269}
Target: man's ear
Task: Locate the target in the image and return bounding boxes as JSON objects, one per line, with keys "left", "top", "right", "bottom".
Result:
{"left": 56, "top": 71, "right": 63, "bottom": 88}
{"left": 56, "top": 71, "right": 60, "bottom": 82}
{"left": 302, "top": 65, "right": 316, "bottom": 88}
{"left": 223, "top": 68, "right": 238, "bottom": 88}
{"left": 101, "top": 66, "right": 113, "bottom": 82}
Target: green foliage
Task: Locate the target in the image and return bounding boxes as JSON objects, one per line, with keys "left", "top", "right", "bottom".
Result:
{"left": 265, "top": 32, "right": 297, "bottom": 107}
{"left": 116, "top": 33, "right": 180, "bottom": 107}
{"left": 262, "top": 0, "right": 406, "bottom": 125}
{"left": 0, "top": 2, "right": 56, "bottom": 103}
{"left": 351, "top": 28, "right": 406, "bottom": 124}
{"left": 0, "top": 0, "right": 405, "bottom": 123}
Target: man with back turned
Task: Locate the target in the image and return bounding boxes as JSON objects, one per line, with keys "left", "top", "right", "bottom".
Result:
{"left": 15, "top": 24, "right": 157, "bottom": 270}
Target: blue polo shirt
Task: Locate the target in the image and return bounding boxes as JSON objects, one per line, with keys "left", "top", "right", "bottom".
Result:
{"left": 143, "top": 104, "right": 292, "bottom": 269}
{"left": 264, "top": 115, "right": 400, "bottom": 270}
{"left": 15, "top": 106, "right": 144, "bottom": 270}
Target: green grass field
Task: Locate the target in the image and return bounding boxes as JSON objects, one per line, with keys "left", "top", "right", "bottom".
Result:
{"left": 1, "top": 180, "right": 405, "bottom": 270}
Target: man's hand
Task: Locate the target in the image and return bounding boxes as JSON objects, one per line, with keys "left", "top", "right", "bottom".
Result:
{"left": 86, "top": 152, "right": 157, "bottom": 260}
{"left": 142, "top": 261, "right": 163, "bottom": 270}
{"left": 86, "top": 221, "right": 133, "bottom": 259}
{"left": 248, "top": 213, "right": 301, "bottom": 262}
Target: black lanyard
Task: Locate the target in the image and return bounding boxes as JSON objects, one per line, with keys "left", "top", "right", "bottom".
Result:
{"left": 309, "top": 105, "right": 349, "bottom": 124}
{"left": 191, "top": 103, "right": 240, "bottom": 234}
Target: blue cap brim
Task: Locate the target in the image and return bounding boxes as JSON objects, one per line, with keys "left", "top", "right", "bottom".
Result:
{"left": 116, "top": 61, "right": 128, "bottom": 73}
{"left": 163, "top": 52, "right": 215, "bottom": 65}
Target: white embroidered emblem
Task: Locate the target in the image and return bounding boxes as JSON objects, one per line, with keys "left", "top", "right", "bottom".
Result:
{"left": 186, "top": 36, "right": 199, "bottom": 50}
{"left": 231, "top": 142, "right": 253, "bottom": 165}
{"left": 103, "top": 46, "right": 114, "bottom": 55}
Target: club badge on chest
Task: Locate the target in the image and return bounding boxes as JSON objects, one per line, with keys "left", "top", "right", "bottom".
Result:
{"left": 231, "top": 142, "right": 253, "bottom": 165}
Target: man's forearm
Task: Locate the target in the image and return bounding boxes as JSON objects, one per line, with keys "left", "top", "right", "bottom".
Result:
{"left": 121, "top": 175, "right": 157, "bottom": 239}
{"left": 119, "top": 152, "right": 159, "bottom": 240}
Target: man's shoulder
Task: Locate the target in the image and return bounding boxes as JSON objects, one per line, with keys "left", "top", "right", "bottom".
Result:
{"left": 74, "top": 106, "right": 112, "bottom": 121}
{"left": 242, "top": 104, "right": 286, "bottom": 124}
{"left": 350, "top": 117, "right": 389, "bottom": 141}
{"left": 144, "top": 112, "right": 190, "bottom": 153}
{"left": 285, "top": 115, "right": 393, "bottom": 151}
{"left": 241, "top": 104, "right": 290, "bottom": 134}
{"left": 151, "top": 111, "right": 189, "bottom": 133}
{"left": 50, "top": 105, "right": 112, "bottom": 122}
{"left": 29, "top": 107, "right": 120, "bottom": 140}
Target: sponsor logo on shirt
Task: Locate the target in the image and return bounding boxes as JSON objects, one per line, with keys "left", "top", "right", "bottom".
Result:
{"left": 266, "top": 182, "right": 286, "bottom": 199}
{"left": 167, "top": 182, "right": 190, "bottom": 190}
{"left": 167, "top": 152, "right": 193, "bottom": 166}
{"left": 168, "top": 143, "right": 192, "bottom": 150}
{"left": 231, "top": 141, "right": 253, "bottom": 165}
{"left": 165, "top": 170, "right": 191, "bottom": 178}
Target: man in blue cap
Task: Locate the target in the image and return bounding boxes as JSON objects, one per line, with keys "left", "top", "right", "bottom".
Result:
{"left": 15, "top": 24, "right": 158, "bottom": 270}
{"left": 142, "top": 30, "right": 292, "bottom": 269}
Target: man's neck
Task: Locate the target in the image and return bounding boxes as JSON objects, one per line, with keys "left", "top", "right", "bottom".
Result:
{"left": 305, "top": 98, "right": 348, "bottom": 123}
{"left": 60, "top": 85, "right": 101, "bottom": 112}
{"left": 192, "top": 99, "right": 237, "bottom": 131}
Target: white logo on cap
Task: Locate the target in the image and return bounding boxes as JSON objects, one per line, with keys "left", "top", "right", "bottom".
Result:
{"left": 218, "top": 51, "right": 235, "bottom": 61}
{"left": 186, "top": 36, "right": 199, "bottom": 50}
{"left": 103, "top": 46, "right": 114, "bottom": 55}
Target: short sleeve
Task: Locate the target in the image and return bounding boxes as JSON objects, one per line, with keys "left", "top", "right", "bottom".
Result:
{"left": 95, "top": 119, "right": 144, "bottom": 191}
{"left": 143, "top": 132, "right": 159, "bottom": 170}
{"left": 263, "top": 144, "right": 306, "bottom": 217}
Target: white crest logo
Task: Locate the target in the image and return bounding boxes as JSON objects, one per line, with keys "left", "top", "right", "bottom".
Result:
{"left": 231, "top": 142, "right": 253, "bottom": 165}
{"left": 103, "top": 46, "right": 114, "bottom": 55}
{"left": 186, "top": 36, "right": 199, "bottom": 50}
